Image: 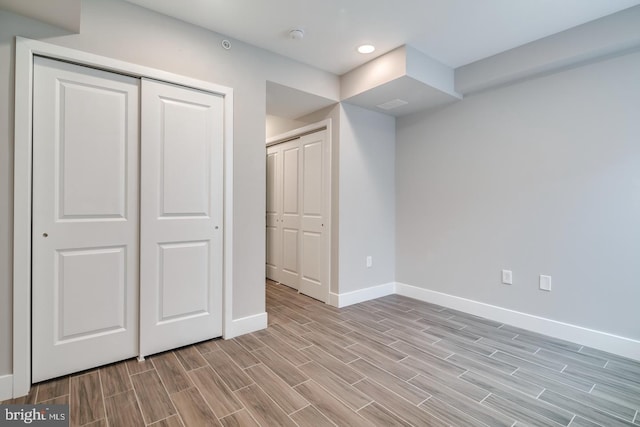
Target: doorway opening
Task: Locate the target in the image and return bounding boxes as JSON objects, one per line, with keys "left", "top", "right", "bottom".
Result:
{"left": 265, "top": 82, "right": 336, "bottom": 305}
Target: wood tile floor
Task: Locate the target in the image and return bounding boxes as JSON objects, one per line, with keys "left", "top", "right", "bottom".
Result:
{"left": 3, "top": 280, "right": 640, "bottom": 426}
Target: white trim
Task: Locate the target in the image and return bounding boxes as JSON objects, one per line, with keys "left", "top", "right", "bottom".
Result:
{"left": 222, "top": 83, "right": 234, "bottom": 340}
{"left": 0, "top": 375, "right": 12, "bottom": 401}
{"left": 13, "top": 36, "right": 34, "bottom": 399}
{"left": 266, "top": 119, "right": 330, "bottom": 146}
{"left": 396, "top": 282, "right": 640, "bottom": 362}
{"left": 13, "top": 37, "right": 234, "bottom": 398}
{"left": 328, "top": 282, "right": 396, "bottom": 308}
{"left": 225, "top": 313, "right": 268, "bottom": 339}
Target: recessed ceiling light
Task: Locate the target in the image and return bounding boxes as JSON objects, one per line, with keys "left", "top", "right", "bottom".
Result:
{"left": 357, "top": 44, "right": 375, "bottom": 54}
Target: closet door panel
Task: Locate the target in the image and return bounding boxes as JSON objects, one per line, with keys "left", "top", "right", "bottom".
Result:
{"left": 140, "top": 79, "right": 223, "bottom": 357}
{"left": 160, "top": 99, "right": 211, "bottom": 216}
{"left": 265, "top": 147, "right": 281, "bottom": 282}
{"left": 299, "top": 131, "right": 328, "bottom": 302}
{"left": 32, "top": 56, "right": 140, "bottom": 382}
{"left": 282, "top": 229, "right": 299, "bottom": 273}
{"left": 278, "top": 141, "right": 301, "bottom": 288}
{"left": 158, "top": 241, "right": 210, "bottom": 320}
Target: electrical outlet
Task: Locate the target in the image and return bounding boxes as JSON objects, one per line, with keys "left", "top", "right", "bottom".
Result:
{"left": 366, "top": 256, "right": 372, "bottom": 268}
{"left": 501, "top": 269, "right": 513, "bottom": 285}
{"left": 539, "top": 275, "right": 552, "bottom": 291}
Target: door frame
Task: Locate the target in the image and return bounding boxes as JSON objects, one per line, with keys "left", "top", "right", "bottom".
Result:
{"left": 13, "top": 37, "right": 234, "bottom": 397}
{"left": 266, "top": 120, "right": 332, "bottom": 303}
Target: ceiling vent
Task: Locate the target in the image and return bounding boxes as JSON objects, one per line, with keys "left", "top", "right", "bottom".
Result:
{"left": 376, "top": 98, "right": 408, "bottom": 110}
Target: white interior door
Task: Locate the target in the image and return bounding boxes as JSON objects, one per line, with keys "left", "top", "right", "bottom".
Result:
{"left": 32, "top": 56, "right": 140, "bottom": 382}
{"left": 266, "top": 146, "right": 282, "bottom": 282}
{"left": 265, "top": 129, "right": 329, "bottom": 301}
{"left": 279, "top": 140, "right": 302, "bottom": 289}
{"left": 140, "top": 79, "right": 223, "bottom": 357}
{"left": 298, "top": 130, "right": 329, "bottom": 302}
{"left": 265, "top": 139, "right": 300, "bottom": 289}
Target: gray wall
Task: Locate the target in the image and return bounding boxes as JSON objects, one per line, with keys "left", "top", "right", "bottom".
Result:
{"left": 396, "top": 50, "right": 640, "bottom": 340}
{"left": 296, "top": 103, "right": 397, "bottom": 296}
{"left": 339, "top": 103, "right": 396, "bottom": 293}
{"left": 0, "top": 9, "right": 72, "bottom": 381}
{"left": 0, "top": 0, "right": 339, "bottom": 377}
{"left": 265, "top": 115, "right": 307, "bottom": 139}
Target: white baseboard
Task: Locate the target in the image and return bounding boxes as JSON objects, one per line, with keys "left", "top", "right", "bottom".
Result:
{"left": 232, "top": 282, "right": 640, "bottom": 361}
{"left": 329, "top": 282, "right": 396, "bottom": 308}
{"left": 0, "top": 374, "right": 12, "bottom": 400}
{"left": 225, "top": 312, "right": 268, "bottom": 339}
{"left": 396, "top": 282, "right": 640, "bottom": 362}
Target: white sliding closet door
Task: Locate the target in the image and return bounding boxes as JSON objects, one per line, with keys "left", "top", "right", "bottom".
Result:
{"left": 266, "top": 139, "right": 301, "bottom": 289}
{"left": 298, "top": 131, "right": 329, "bottom": 301}
{"left": 280, "top": 140, "right": 303, "bottom": 289}
{"left": 139, "top": 79, "right": 223, "bottom": 357}
{"left": 32, "top": 57, "right": 140, "bottom": 382}
{"left": 266, "top": 146, "right": 282, "bottom": 283}
{"left": 266, "top": 130, "right": 329, "bottom": 302}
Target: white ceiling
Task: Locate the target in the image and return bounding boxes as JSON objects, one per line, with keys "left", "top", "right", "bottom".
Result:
{"left": 124, "top": 0, "right": 640, "bottom": 75}
{"left": 4, "top": 0, "right": 636, "bottom": 118}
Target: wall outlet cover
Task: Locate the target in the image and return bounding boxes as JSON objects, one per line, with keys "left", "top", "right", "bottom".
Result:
{"left": 501, "top": 269, "right": 513, "bottom": 285}
{"left": 540, "top": 275, "right": 552, "bottom": 291}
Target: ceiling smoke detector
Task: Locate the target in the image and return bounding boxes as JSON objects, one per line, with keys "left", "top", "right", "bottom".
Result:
{"left": 289, "top": 29, "right": 304, "bottom": 40}
{"left": 377, "top": 99, "right": 409, "bottom": 110}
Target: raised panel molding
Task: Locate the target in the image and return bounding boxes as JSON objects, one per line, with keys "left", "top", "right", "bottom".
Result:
{"left": 302, "top": 141, "right": 322, "bottom": 215}
{"left": 282, "top": 148, "right": 299, "bottom": 214}
{"left": 158, "top": 241, "right": 210, "bottom": 322}
{"left": 160, "top": 97, "right": 211, "bottom": 217}
{"left": 281, "top": 229, "right": 299, "bottom": 273}
{"left": 59, "top": 81, "right": 128, "bottom": 220}
{"left": 301, "top": 232, "right": 321, "bottom": 282}
{"left": 57, "top": 247, "right": 126, "bottom": 341}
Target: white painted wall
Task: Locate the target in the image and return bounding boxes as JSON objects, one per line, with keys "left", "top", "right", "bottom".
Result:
{"left": 0, "top": 0, "right": 339, "bottom": 378}
{"left": 340, "top": 46, "right": 406, "bottom": 99}
{"left": 0, "top": 0, "right": 80, "bottom": 32}
{"left": 265, "top": 114, "right": 307, "bottom": 139}
{"left": 396, "top": 50, "right": 640, "bottom": 340}
{"left": 0, "top": 8, "right": 72, "bottom": 381}
{"left": 339, "top": 103, "right": 396, "bottom": 293}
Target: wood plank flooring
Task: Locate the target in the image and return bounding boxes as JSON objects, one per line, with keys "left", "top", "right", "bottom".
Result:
{"left": 3, "top": 280, "right": 640, "bottom": 426}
